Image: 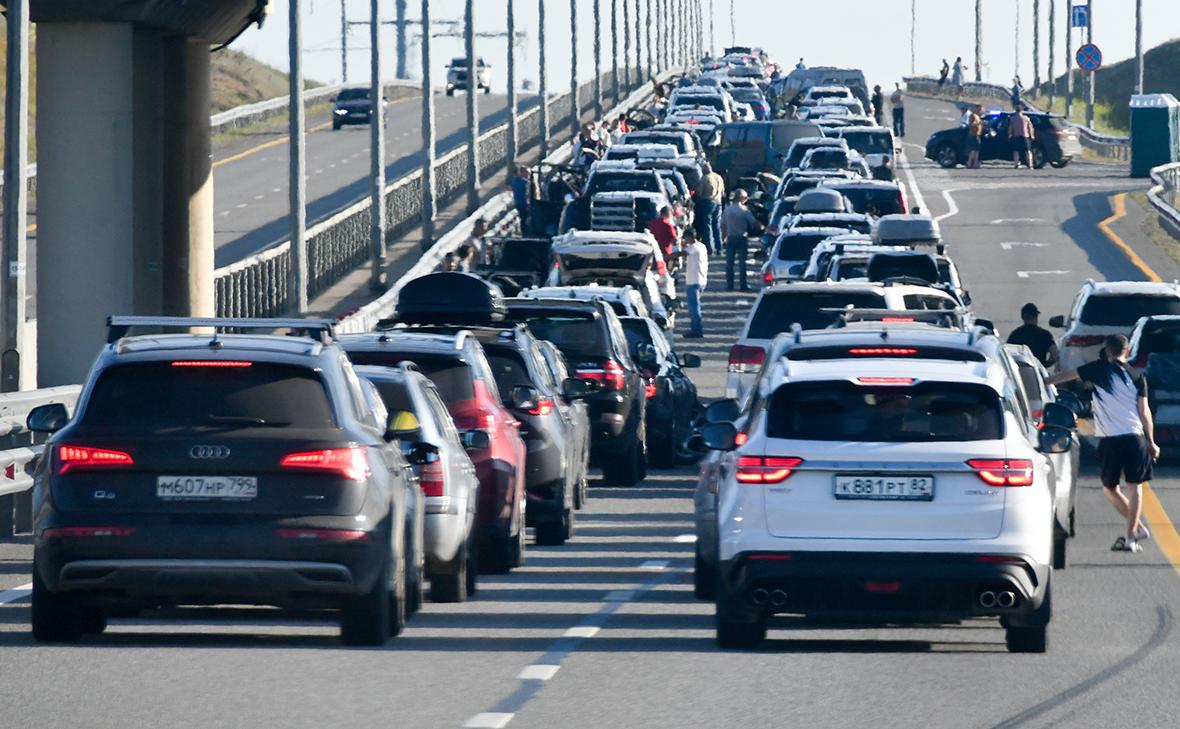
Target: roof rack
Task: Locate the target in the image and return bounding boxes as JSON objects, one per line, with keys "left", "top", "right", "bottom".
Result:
{"left": 819, "top": 308, "right": 970, "bottom": 329}
{"left": 106, "top": 316, "right": 335, "bottom": 345}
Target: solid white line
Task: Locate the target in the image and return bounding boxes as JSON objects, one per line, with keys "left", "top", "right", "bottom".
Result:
{"left": 673, "top": 534, "right": 697, "bottom": 543}
{"left": 1016, "top": 270, "right": 1071, "bottom": 278}
{"left": 898, "top": 146, "right": 929, "bottom": 216}
{"left": 563, "top": 625, "right": 600, "bottom": 638}
{"left": 516, "top": 664, "right": 560, "bottom": 681}
{"left": 0, "top": 583, "right": 32, "bottom": 604}
{"left": 934, "top": 189, "right": 959, "bottom": 222}
{"left": 314, "top": 168, "right": 324, "bottom": 175}
{"left": 463, "top": 713, "right": 514, "bottom": 729}
{"left": 1000, "top": 241, "right": 1050, "bottom": 250}
{"left": 639, "top": 560, "right": 669, "bottom": 571}
{"left": 271, "top": 187, "right": 282, "bottom": 194}
{"left": 253, "top": 194, "right": 265, "bottom": 200}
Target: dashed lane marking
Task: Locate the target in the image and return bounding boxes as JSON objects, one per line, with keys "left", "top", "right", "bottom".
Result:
{"left": 639, "top": 560, "right": 670, "bottom": 570}
{"left": 463, "top": 713, "right": 515, "bottom": 729}
{"left": 212, "top": 120, "right": 333, "bottom": 168}
{"left": 1016, "top": 270, "right": 1071, "bottom": 278}
{"left": 673, "top": 534, "right": 697, "bottom": 543}
{"left": 516, "top": 665, "right": 560, "bottom": 681}
{"left": 1000, "top": 241, "right": 1050, "bottom": 250}
{"left": 992, "top": 217, "right": 1046, "bottom": 224}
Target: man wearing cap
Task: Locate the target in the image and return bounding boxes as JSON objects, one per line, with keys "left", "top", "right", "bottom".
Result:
{"left": 1007, "top": 302, "right": 1058, "bottom": 368}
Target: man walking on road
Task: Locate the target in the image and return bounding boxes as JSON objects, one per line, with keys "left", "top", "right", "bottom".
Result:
{"left": 871, "top": 85, "right": 885, "bottom": 126}
{"left": 965, "top": 105, "right": 985, "bottom": 169}
{"left": 1007, "top": 303, "right": 1058, "bottom": 368}
{"left": 890, "top": 83, "right": 906, "bottom": 137}
{"left": 683, "top": 228, "right": 708, "bottom": 338}
{"left": 695, "top": 163, "right": 725, "bottom": 255}
{"left": 722, "top": 190, "right": 762, "bottom": 291}
{"left": 951, "top": 57, "right": 967, "bottom": 98}
{"left": 1009, "top": 107, "right": 1035, "bottom": 169}
{"left": 1048, "top": 335, "right": 1158, "bottom": 553}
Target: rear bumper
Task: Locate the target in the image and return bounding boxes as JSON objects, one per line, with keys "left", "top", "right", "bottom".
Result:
{"left": 475, "top": 457, "right": 520, "bottom": 537}
{"left": 587, "top": 394, "right": 636, "bottom": 445}
{"left": 718, "top": 551, "right": 1050, "bottom": 622}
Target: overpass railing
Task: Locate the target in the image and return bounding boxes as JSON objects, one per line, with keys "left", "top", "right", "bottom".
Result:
{"left": 1148, "top": 162, "right": 1180, "bottom": 241}
{"left": 0, "top": 385, "right": 81, "bottom": 537}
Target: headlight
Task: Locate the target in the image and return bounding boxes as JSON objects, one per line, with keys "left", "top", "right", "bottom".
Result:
{"left": 334, "top": 109, "right": 347, "bottom": 115}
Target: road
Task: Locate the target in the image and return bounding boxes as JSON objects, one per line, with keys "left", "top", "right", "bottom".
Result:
{"left": 3, "top": 94, "right": 1180, "bottom": 728}
{"left": 212, "top": 92, "right": 539, "bottom": 267}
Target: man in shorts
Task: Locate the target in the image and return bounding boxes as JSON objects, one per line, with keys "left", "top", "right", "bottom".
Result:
{"left": 965, "top": 105, "right": 984, "bottom": 169}
{"left": 1049, "top": 335, "right": 1159, "bottom": 552}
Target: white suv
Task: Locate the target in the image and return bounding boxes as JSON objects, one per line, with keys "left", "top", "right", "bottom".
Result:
{"left": 699, "top": 329, "right": 1074, "bottom": 652}
{"left": 1049, "top": 280, "right": 1180, "bottom": 371}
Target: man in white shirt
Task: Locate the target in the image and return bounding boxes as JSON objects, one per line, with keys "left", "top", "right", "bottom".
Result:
{"left": 683, "top": 228, "right": 708, "bottom": 338}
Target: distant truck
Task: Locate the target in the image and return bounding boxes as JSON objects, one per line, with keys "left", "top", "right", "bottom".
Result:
{"left": 446, "top": 57, "right": 492, "bottom": 96}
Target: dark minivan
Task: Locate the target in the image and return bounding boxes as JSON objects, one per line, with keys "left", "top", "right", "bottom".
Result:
{"left": 710, "top": 120, "right": 822, "bottom": 186}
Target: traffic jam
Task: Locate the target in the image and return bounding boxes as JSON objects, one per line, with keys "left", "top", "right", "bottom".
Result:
{"left": 25, "top": 44, "right": 1176, "bottom": 657}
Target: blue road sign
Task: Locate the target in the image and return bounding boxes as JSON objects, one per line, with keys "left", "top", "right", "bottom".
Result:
{"left": 1076, "top": 43, "right": 1102, "bottom": 71}
{"left": 1071, "top": 4, "right": 1089, "bottom": 28}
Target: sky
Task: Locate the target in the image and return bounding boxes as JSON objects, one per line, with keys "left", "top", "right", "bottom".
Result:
{"left": 233, "top": 1, "right": 1180, "bottom": 93}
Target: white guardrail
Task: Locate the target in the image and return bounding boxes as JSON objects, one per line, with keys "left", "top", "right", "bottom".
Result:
{"left": 0, "top": 385, "right": 81, "bottom": 535}
{"left": 1148, "top": 162, "right": 1180, "bottom": 241}
{"left": 903, "top": 76, "right": 1131, "bottom": 161}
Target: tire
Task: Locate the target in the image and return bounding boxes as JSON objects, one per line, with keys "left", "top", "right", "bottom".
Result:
{"left": 511, "top": 505, "right": 526, "bottom": 568}
{"left": 1031, "top": 145, "right": 1048, "bottom": 169}
{"left": 694, "top": 548, "right": 716, "bottom": 600}
{"left": 1050, "top": 159, "right": 1070, "bottom": 169}
{"left": 602, "top": 434, "right": 643, "bottom": 486}
{"left": 408, "top": 536, "right": 424, "bottom": 615}
{"left": 574, "top": 472, "right": 585, "bottom": 510}
{"left": 715, "top": 604, "right": 767, "bottom": 649}
{"left": 465, "top": 531, "right": 479, "bottom": 596}
{"left": 1005, "top": 575, "right": 1051, "bottom": 654}
{"left": 1069, "top": 506, "right": 1077, "bottom": 538}
{"left": 332, "top": 119, "right": 341, "bottom": 130}
{"left": 647, "top": 426, "right": 677, "bottom": 469}
{"left": 1053, "top": 531, "right": 1068, "bottom": 570}
{"left": 445, "top": 88, "right": 455, "bottom": 97}
{"left": 340, "top": 552, "right": 395, "bottom": 646}
{"left": 431, "top": 540, "right": 469, "bottom": 603}
{"left": 535, "top": 507, "right": 570, "bottom": 547}
{"left": 31, "top": 566, "right": 82, "bottom": 643}
{"left": 482, "top": 534, "right": 515, "bottom": 575}
{"left": 80, "top": 608, "right": 108, "bottom": 635}
{"left": 936, "top": 144, "right": 960, "bottom": 169}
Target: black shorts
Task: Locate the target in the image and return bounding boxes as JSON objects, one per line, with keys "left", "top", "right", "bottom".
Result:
{"left": 1098, "top": 434, "right": 1153, "bottom": 488}
{"left": 966, "top": 137, "right": 981, "bottom": 152}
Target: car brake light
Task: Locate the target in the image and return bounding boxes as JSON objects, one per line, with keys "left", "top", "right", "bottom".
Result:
{"left": 966, "top": 459, "right": 1034, "bottom": 487}
{"left": 170, "top": 360, "right": 253, "bottom": 368}
{"left": 767, "top": 225, "right": 779, "bottom": 237}
{"left": 42, "top": 526, "right": 136, "bottom": 539}
{"left": 417, "top": 459, "right": 446, "bottom": 497}
{"left": 280, "top": 446, "right": 370, "bottom": 481}
{"left": 762, "top": 270, "right": 774, "bottom": 284}
{"left": 645, "top": 380, "right": 657, "bottom": 399}
{"left": 881, "top": 317, "right": 915, "bottom": 322}
{"left": 275, "top": 528, "right": 371, "bottom": 542}
{"left": 736, "top": 456, "right": 803, "bottom": 484}
{"left": 856, "top": 377, "right": 914, "bottom": 385}
{"left": 848, "top": 348, "right": 918, "bottom": 356}
{"left": 1065, "top": 334, "right": 1104, "bottom": 347}
{"left": 577, "top": 359, "right": 626, "bottom": 391}
{"left": 56, "top": 445, "right": 135, "bottom": 475}
{"left": 528, "top": 398, "right": 555, "bottom": 416}
{"left": 728, "top": 344, "right": 766, "bottom": 373}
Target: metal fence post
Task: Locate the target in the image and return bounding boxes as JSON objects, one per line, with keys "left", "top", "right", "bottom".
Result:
{"left": 369, "top": 0, "right": 387, "bottom": 291}
{"left": 464, "top": 0, "right": 481, "bottom": 213}
{"left": 288, "top": 0, "right": 308, "bottom": 314}
{"left": 570, "top": 0, "right": 579, "bottom": 134}
{"left": 507, "top": 0, "right": 519, "bottom": 167}
{"left": 611, "top": 0, "right": 619, "bottom": 104}
{"left": 1048, "top": 0, "right": 1056, "bottom": 109}
{"left": 3, "top": 0, "right": 29, "bottom": 391}
{"left": 594, "top": 0, "right": 603, "bottom": 117}
{"left": 623, "top": 0, "right": 632, "bottom": 92}
{"left": 974, "top": 0, "right": 983, "bottom": 82}
{"left": 634, "top": 0, "right": 642, "bottom": 89}
{"left": 645, "top": 0, "right": 653, "bottom": 79}
{"left": 420, "top": 0, "right": 438, "bottom": 244}
{"left": 1065, "top": 0, "right": 1073, "bottom": 118}
{"left": 539, "top": 0, "right": 550, "bottom": 155}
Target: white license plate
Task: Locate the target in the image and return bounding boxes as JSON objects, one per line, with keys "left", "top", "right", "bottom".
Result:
{"left": 157, "top": 476, "right": 258, "bottom": 501}
{"left": 834, "top": 475, "right": 934, "bottom": 501}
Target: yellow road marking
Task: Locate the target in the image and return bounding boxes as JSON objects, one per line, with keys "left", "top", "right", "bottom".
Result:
{"left": 213, "top": 120, "right": 333, "bottom": 169}
{"left": 1097, "top": 190, "right": 1180, "bottom": 570}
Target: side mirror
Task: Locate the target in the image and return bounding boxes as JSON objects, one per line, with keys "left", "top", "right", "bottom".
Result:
{"left": 973, "top": 318, "right": 995, "bottom": 334}
{"left": 27, "top": 403, "right": 68, "bottom": 434}
{"left": 561, "top": 377, "right": 591, "bottom": 400}
{"left": 407, "top": 440, "right": 440, "bottom": 465}
{"left": 1037, "top": 425, "right": 1072, "bottom": 455}
{"left": 1042, "top": 402, "right": 1077, "bottom": 430}
{"left": 700, "top": 422, "right": 739, "bottom": 451}
{"left": 704, "top": 398, "right": 741, "bottom": 423}
{"left": 636, "top": 343, "right": 658, "bottom": 365}
{"left": 679, "top": 353, "right": 702, "bottom": 369}
{"left": 510, "top": 384, "right": 542, "bottom": 412}
{"left": 1048, "top": 315, "right": 1065, "bottom": 329}
{"left": 961, "top": 290, "right": 972, "bottom": 306}
{"left": 460, "top": 429, "right": 492, "bottom": 451}
{"left": 686, "top": 432, "right": 707, "bottom": 453}
{"left": 1053, "top": 390, "right": 1086, "bottom": 418}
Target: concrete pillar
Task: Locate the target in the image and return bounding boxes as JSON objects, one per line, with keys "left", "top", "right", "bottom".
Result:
{"left": 132, "top": 28, "right": 164, "bottom": 316}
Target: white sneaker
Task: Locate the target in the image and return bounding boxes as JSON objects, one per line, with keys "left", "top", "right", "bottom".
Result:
{"left": 1125, "top": 539, "right": 1143, "bottom": 553}
{"left": 1135, "top": 523, "right": 1151, "bottom": 541}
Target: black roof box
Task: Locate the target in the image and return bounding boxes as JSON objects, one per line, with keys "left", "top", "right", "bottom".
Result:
{"left": 394, "top": 272, "right": 506, "bottom": 325}
{"left": 866, "top": 251, "right": 940, "bottom": 285}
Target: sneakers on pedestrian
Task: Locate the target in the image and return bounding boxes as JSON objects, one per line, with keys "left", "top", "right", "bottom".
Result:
{"left": 1112, "top": 536, "right": 1144, "bottom": 552}
{"left": 1135, "top": 523, "right": 1152, "bottom": 541}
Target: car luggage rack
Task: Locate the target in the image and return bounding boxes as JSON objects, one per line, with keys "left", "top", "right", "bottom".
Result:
{"left": 819, "top": 308, "right": 970, "bottom": 330}
{"left": 106, "top": 316, "right": 336, "bottom": 344}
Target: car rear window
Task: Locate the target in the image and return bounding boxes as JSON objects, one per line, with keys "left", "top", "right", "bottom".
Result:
{"left": 839, "top": 131, "right": 892, "bottom": 154}
{"left": 83, "top": 362, "right": 336, "bottom": 429}
{"left": 621, "top": 319, "right": 654, "bottom": 359}
{"left": 776, "top": 232, "right": 833, "bottom": 261}
{"left": 485, "top": 350, "right": 534, "bottom": 401}
{"left": 674, "top": 95, "right": 725, "bottom": 111}
{"left": 510, "top": 313, "right": 608, "bottom": 360}
{"left": 1136, "top": 324, "right": 1180, "bottom": 355}
{"left": 1079, "top": 295, "right": 1180, "bottom": 326}
{"left": 793, "top": 218, "right": 873, "bottom": 234}
{"left": 587, "top": 173, "right": 662, "bottom": 194}
{"left": 766, "top": 381, "right": 1003, "bottom": 442}
{"left": 336, "top": 89, "right": 369, "bottom": 101}
{"left": 747, "top": 291, "right": 887, "bottom": 337}
{"left": 804, "top": 150, "right": 850, "bottom": 169}
{"left": 346, "top": 352, "right": 476, "bottom": 402}
{"left": 782, "top": 177, "right": 822, "bottom": 196}
{"left": 830, "top": 187, "right": 904, "bottom": 216}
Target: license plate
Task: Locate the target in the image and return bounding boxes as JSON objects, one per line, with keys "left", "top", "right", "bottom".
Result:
{"left": 157, "top": 476, "right": 258, "bottom": 501}
{"left": 834, "top": 475, "right": 933, "bottom": 501}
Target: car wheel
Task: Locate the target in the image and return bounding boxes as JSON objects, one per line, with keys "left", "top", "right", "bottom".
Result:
{"left": 512, "top": 504, "right": 527, "bottom": 567}
{"left": 431, "top": 540, "right": 469, "bottom": 603}
{"left": 715, "top": 605, "right": 767, "bottom": 649}
{"left": 535, "top": 497, "right": 570, "bottom": 547}
{"left": 1049, "top": 159, "right": 1069, "bottom": 169}
{"left": 574, "top": 472, "right": 584, "bottom": 510}
{"left": 446, "top": 88, "right": 455, "bottom": 97}
{"left": 332, "top": 119, "right": 342, "bottom": 130}
{"left": 408, "top": 535, "right": 425, "bottom": 614}
{"left": 482, "top": 533, "right": 514, "bottom": 575}
{"left": 1031, "top": 145, "right": 1048, "bottom": 169}
{"left": 31, "top": 564, "right": 82, "bottom": 643}
{"left": 1069, "top": 506, "right": 1077, "bottom": 538}
{"left": 1005, "top": 574, "right": 1050, "bottom": 653}
{"left": 340, "top": 550, "right": 394, "bottom": 646}
{"left": 603, "top": 434, "right": 643, "bottom": 486}
{"left": 1053, "top": 530, "right": 1068, "bottom": 570}
{"left": 466, "top": 532, "right": 479, "bottom": 596}
{"left": 936, "top": 144, "right": 959, "bottom": 168}
{"left": 648, "top": 433, "right": 677, "bottom": 469}
{"left": 694, "top": 548, "right": 716, "bottom": 600}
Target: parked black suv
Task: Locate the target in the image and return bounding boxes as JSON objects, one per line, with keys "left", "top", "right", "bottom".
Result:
{"left": 29, "top": 317, "right": 425, "bottom": 646}
{"left": 619, "top": 317, "right": 702, "bottom": 468}
{"left": 924, "top": 111, "right": 1082, "bottom": 169}
{"left": 504, "top": 298, "right": 648, "bottom": 486}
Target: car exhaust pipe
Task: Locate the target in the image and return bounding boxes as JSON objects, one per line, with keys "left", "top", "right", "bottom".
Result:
{"left": 770, "top": 589, "right": 788, "bottom": 607}
{"left": 997, "top": 591, "right": 1016, "bottom": 608}
{"left": 978, "top": 591, "right": 997, "bottom": 608}
{"left": 751, "top": 588, "right": 769, "bottom": 606}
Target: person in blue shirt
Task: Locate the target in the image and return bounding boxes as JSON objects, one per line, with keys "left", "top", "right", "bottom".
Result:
{"left": 509, "top": 166, "right": 531, "bottom": 234}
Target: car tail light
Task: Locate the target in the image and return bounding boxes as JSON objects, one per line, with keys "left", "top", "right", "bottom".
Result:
{"left": 656, "top": 259, "right": 668, "bottom": 276}
{"left": 900, "top": 185, "right": 909, "bottom": 212}
{"left": 280, "top": 446, "right": 370, "bottom": 481}
{"left": 966, "top": 459, "right": 1034, "bottom": 487}
{"left": 275, "top": 528, "right": 371, "bottom": 542}
{"left": 881, "top": 317, "right": 915, "bottom": 322}
{"left": 417, "top": 459, "right": 446, "bottom": 497}
{"left": 170, "top": 360, "right": 253, "bottom": 368}
{"left": 56, "top": 445, "right": 134, "bottom": 475}
{"left": 848, "top": 348, "right": 918, "bottom": 356}
{"left": 577, "top": 359, "right": 626, "bottom": 391}
{"left": 736, "top": 456, "right": 803, "bottom": 484}
{"left": 528, "top": 398, "right": 555, "bottom": 416}
{"left": 42, "top": 526, "right": 136, "bottom": 539}
{"left": 1065, "top": 334, "right": 1104, "bottom": 347}
{"left": 856, "top": 377, "right": 914, "bottom": 385}
{"left": 762, "top": 270, "right": 774, "bottom": 284}
{"left": 645, "top": 380, "right": 657, "bottom": 399}
{"left": 766, "top": 225, "right": 779, "bottom": 237}
{"left": 728, "top": 344, "right": 766, "bottom": 373}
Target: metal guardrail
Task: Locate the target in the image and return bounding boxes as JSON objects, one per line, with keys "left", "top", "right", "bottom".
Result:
{"left": 216, "top": 70, "right": 645, "bottom": 318}
{"left": 1148, "top": 162, "right": 1180, "bottom": 241}
{"left": 0, "top": 385, "right": 81, "bottom": 536}
{"left": 903, "top": 76, "right": 1130, "bottom": 162}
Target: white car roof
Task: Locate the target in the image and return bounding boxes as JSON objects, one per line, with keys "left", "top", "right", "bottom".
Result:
{"left": 523, "top": 284, "right": 636, "bottom": 302}
{"left": 766, "top": 354, "right": 998, "bottom": 392}
{"left": 1081, "top": 280, "right": 1180, "bottom": 296}
{"left": 556, "top": 230, "right": 659, "bottom": 246}
{"left": 608, "top": 143, "right": 679, "bottom": 158}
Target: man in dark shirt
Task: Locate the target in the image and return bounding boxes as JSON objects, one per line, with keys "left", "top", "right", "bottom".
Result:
{"left": 1007, "top": 303, "right": 1058, "bottom": 368}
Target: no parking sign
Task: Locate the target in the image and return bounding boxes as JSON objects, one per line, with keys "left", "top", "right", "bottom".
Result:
{"left": 1076, "top": 43, "right": 1102, "bottom": 72}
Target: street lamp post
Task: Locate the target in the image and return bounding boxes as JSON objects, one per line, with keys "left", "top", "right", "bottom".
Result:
{"left": 368, "top": 0, "right": 387, "bottom": 292}
{"left": 420, "top": 0, "right": 437, "bottom": 243}
{"left": 464, "top": 0, "right": 481, "bottom": 213}
{"left": 288, "top": 0, "right": 308, "bottom": 314}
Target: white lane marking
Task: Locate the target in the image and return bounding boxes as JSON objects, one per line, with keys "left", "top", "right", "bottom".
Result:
{"left": 0, "top": 583, "right": 32, "bottom": 604}
{"left": 271, "top": 187, "right": 281, "bottom": 193}
{"left": 463, "top": 713, "right": 514, "bottom": 729}
{"left": 898, "top": 146, "right": 929, "bottom": 215}
{"left": 218, "top": 211, "right": 230, "bottom": 217}
{"left": 605, "top": 589, "right": 636, "bottom": 601}
{"left": 1017, "top": 270, "right": 1071, "bottom": 278}
{"left": 639, "top": 560, "right": 670, "bottom": 571}
{"left": 314, "top": 168, "right": 324, "bottom": 175}
{"left": 673, "top": 534, "right": 697, "bottom": 543}
{"left": 235, "top": 203, "right": 248, "bottom": 209}
{"left": 1001, "top": 241, "right": 1050, "bottom": 250}
{"left": 991, "top": 217, "right": 1045, "bottom": 224}
{"left": 563, "top": 625, "right": 600, "bottom": 638}
{"left": 516, "top": 664, "right": 560, "bottom": 681}
{"left": 328, "top": 163, "right": 337, "bottom": 169}
{"left": 934, "top": 188, "right": 959, "bottom": 222}
{"left": 253, "top": 194, "right": 265, "bottom": 200}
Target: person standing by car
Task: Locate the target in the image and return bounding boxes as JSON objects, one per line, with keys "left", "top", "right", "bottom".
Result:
{"left": 683, "top": 228, "right": 708, "bottom": 338}
{"left": 1007, "top": 302, "right": 1058, "bottom": 368}
{"left": 965, "top": 105, "right": 985, "bottom": 169}
{"left": 509, "top": 166, "right": 531, "bottom": 233}
{"left": 1048, "top": 335, "right": 1158, "bottom": 553}
{"left": 871, "top": 85, "right": 885, "bottom": 126}
{"left": 647, "top": 206, "right": 679, "bottom": 261}
{"left": 722, "top": 190, "right": 762, "bottom": 292}
{"left": 890, "top": 82, "right": 906, "bottom": 137}
{"left": 465, "top": 217, "right": 489, "bottom": 265}
{"left": 1009, "top": 107, "right": 1035, "bottom": 169}
{"left": 695, "top": 163, "right": 725, "bottom": 255}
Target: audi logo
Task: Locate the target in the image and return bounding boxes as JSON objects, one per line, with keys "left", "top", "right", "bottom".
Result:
{"left": 189, "top": 445, "right": 231, "bottom": 459}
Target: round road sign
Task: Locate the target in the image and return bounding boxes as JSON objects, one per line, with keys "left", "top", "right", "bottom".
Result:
{"left": 1076, "top": 43, "right": 1102, "bottom": 71}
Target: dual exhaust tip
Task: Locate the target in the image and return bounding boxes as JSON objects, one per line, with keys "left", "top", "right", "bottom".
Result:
{"left": 978, "top": 590, "right": 1016, "bottom": 609}
{"left": 751, "top": 588, "right": 787, "bottom": 607}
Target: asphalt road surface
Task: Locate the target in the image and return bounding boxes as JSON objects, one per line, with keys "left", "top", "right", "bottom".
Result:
{"left": 2, "top": 95, "right": 1180, "bottom": 729}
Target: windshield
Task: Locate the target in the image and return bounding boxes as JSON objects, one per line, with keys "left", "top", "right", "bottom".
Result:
{"left": 1079, "top": 295, "right": 1180, "bottom": 326}
{"left": 347, "top": 352, "right": 476, "bottom": 402}
{"left": 840, "top": 131, "right": 893, "bottom": 154}
{"left": 829, "top": 187, "right": 905, "bottom": 216}
{"left": 776, "top": 232, "right": 835, "bottom": 261}
{"left": 747, "top": 291, "right": 887, "bottom": 336}
{"left": 587, "top": 172, "right": 662, "bottom": 195}
{"left": 672, "top": 95, "right": 725, "bottom": 111}
{"left": 336, "top": 89, "right": 369, "bottom": 101}
{"left": 83, "top": 363, "right": 336, "bottom": 429}
{"left": 766, "top": 381, "right": 1004, "bottom": 442}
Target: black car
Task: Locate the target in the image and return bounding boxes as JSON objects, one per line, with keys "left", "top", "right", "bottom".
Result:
{"left": 924, "top": 111, "right": 1082, "bottom": 169}
{"left": 332, "top": 87, "right": 382, "bottom": 130}
{"left": 478, "top": 237, "right": 553, "bottom": 296}
{"left": 559, "top": 168, "right": 666, "bottom": 234}
{"left": 504, "top": 298, "right": 648, "bottom": 486}
{"left": 28, "top": 317, "right": 425, "bottom": 646}
{"left": 619, "top": 317, "right": 702, "bottom": 467}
